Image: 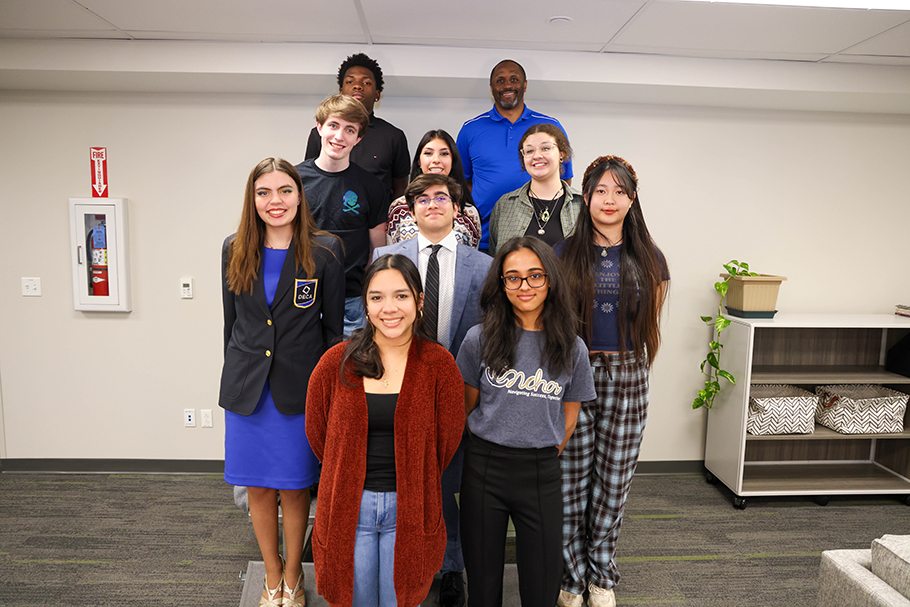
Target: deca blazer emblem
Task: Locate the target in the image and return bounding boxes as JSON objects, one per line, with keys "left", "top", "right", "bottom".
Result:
{"left": 294, "top": 279, "right": 318, "bottom": 309}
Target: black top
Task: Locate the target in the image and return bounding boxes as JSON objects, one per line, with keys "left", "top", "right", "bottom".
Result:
{"left": 524, "top": 192, "right": 566, "bottom": 248}
{"left": 364, "top": 392, "right": 398, "bottom": 492}
{"left": 295, "top": 159, "right": 389, "bottom": 298}
{"left": 305, "top": 113, "right": 410, "bottom": 198}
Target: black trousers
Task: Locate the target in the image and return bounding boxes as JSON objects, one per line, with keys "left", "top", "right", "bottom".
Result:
{"left": 460, "top": 434, "right": 563, "bottom": 607}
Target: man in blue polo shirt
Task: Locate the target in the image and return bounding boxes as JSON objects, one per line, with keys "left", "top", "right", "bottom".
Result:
{"left": 457, "top": 59, "right": 573, "bottom": 252}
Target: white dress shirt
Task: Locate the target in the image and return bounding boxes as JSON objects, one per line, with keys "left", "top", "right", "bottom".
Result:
{"left": 417, "top": 230, "right": 458, "bottom": 350}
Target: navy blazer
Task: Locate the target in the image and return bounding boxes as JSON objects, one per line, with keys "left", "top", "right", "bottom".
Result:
{"left": 372, "top": 238, "right": 492, "bottom": 357}
{"left": 219, "top": 234, "right": 345, "bottom": 416}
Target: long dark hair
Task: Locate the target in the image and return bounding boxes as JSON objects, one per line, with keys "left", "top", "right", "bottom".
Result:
{"left": 339, "top": 254, "right": 432, "bottom": 385}
{"left": 480, "top": 237, "right": 578, "bottom": 377}
{"left": 409, "top": 129, "right": 475, "bottom": 210}
{"left": 561, "top": 156, "right": 668, "bottom": 365}
{"left": 226, "top": 157, "right": 338, "bottom": 294}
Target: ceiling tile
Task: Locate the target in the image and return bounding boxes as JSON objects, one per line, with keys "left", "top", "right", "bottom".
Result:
{"left": 0, "top": 0, "right": 118, "bottom": 32}
{"left": 369, "top": 37, "right": 606, "bottom": 53}
{"left": 612, "top": 1, "right": 910, "bottom": 55}
{"left": 0, "top": 29, "right": 128, "bottom": 39}
{"left": 365, "top": 0, "right": 644, "bottom": 50}
{"left": 77, "top": 0, "right": 364, "bottom": 40}
{"left": 128, "top": 30, "right": 366, "bottom": 44}
{"left": 821, "top": 54, "right": 910, "bottom": 66}
{"left": 603, "top": 45, "right": 830, "bottom": 62}
{"left": 840, "top": 19, "right": 910, "bottom": 56}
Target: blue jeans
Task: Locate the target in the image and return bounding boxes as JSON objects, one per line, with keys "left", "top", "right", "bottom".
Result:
{"left": 344, "top": 296, "right": 365, "bottom": 337}
{"left": 353, "top": 490, "right": 398, "bottom": 607}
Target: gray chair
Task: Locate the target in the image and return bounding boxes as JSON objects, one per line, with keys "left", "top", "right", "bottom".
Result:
{"left": 818, "top": 535, "right": 910, "bottom": 607}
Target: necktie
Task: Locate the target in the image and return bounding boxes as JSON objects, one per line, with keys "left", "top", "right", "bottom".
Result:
{"left": 424, "top": 244, "right": 442, "bottom": 341}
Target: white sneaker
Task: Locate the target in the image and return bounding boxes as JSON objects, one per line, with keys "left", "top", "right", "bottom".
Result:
{"left": 557, "top": 589, "right": 585, "bottom": 607}
{"left": 587, "top": 583, "right": 616, "bottom": 607}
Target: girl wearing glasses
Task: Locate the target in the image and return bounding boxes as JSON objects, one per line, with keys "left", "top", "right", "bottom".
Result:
{"left": 556, "top": 156, "right": 669, "bottom": 607}
{"left": 386, "top": 129, "right": 482, "bottom": 247}
{"left": 455, "top": 236, "right": 595, "bottom": 607}
{"left": 487, "top": 124, "right": 582, "bottom": 255}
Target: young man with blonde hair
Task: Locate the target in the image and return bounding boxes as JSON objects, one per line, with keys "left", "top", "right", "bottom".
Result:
{"left": 296, "top": 94, "right": 389, "bottom": 335}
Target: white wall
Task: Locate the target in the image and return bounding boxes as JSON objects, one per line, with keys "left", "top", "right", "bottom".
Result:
{"left": 1, "top": 49, "right": 909, "bottom": 463}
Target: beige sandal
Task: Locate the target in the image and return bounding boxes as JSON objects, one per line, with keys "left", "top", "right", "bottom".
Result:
{"left": 259, "top": 571, "right": 284, "bottom": 607}
{"left": 282, "top": 569, "right": 305, "bottom": 607}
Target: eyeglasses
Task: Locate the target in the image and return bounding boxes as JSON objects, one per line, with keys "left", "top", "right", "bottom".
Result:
{"left": 501, "top": 273, "right": 548, "bottom": 290}
{"left": 414, "top": 194, "right": 452, "bottom": 206}
{"left": 521, "top": 144, "right": 556, "bottom": 157}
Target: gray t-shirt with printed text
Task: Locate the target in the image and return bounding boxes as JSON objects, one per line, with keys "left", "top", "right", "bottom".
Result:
{"left": 456, "top": 325, "right": 596, "bottom": 448}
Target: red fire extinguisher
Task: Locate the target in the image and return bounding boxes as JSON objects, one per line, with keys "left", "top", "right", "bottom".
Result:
{"left": 88, "top": 216, "right": 109, "bottom": 296}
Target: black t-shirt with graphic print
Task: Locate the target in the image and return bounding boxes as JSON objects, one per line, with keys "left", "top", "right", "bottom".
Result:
{"left": 295, "top": 159, "right": 389, "bottom": 298}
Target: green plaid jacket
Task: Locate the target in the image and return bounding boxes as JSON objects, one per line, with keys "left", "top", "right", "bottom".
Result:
{"left": 488, "top": 180, "right": 582, "bottom": 254}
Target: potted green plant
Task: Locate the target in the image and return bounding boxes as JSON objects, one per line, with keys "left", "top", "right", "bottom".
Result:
{"left": 723, "top": 269, "right": 787, "bottom": 317}
{"left": 692, "top": 260, "right": 780, "bottom": 410}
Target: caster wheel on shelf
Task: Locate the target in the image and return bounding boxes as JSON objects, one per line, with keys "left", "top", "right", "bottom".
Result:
{"left": 902, "top": 495, "right": 910, "bottom": 506}
{"left": 733, "top": 496, "right": 747, "bottom": 510}
{"left": 814, "top": 496, "right": 829, "bottom": 506}
{"left": 705, "top": 471, "right": 717, "bottom": 485}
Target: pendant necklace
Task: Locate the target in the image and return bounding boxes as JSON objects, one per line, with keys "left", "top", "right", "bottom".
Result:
{"left": 529, "top": 186, "right": 562, "bottom": 235}
{"left": 529, "top": 197, "right": 551, "bottom": 235}
{"left": 380, "top": 365, "right": 398, "bottom": 388}
{"left": 600, "top": 238, "right": 623, "bottom": 257}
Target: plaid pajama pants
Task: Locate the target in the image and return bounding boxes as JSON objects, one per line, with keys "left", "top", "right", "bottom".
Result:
{"left": 560, "top": 352, "right": 649, "bottom": 594}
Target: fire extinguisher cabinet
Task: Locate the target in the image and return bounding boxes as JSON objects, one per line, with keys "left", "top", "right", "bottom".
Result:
{"left": 69, "top": 198, "right": 131, "bottom": 312}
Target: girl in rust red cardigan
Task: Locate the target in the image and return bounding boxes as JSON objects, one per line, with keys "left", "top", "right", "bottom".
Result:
{"left": 306, "top": 254, "right": 465, "bottom": 607}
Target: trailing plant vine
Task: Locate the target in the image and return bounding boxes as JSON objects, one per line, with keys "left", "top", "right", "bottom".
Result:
{"left": 692, "top": 260, "right": 758, "bottom": 410}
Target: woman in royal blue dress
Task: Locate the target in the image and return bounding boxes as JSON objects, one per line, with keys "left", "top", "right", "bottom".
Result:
{"left": 219, "top": 157, "right": 345, "bottom": 606}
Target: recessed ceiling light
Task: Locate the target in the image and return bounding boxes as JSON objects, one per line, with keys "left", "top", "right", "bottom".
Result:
{"left": 676, "top": 0, "right": 910, "bottom": 8}
{"left": 548, "top": 16, "right": 574, "bottom": 26}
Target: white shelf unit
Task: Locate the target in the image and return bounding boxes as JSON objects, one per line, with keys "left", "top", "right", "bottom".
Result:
{"left": 703, "top": 314, "right": 910, "bottom": 508}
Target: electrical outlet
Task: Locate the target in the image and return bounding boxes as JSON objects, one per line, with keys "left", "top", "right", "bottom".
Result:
{"left": 21, "top": 277, "right": 41, "bottom": 296}
{"left": 184, "top": 409, "right": 196, "bottom": 427}
{"left": 201, "top": 409, "right": 213, "bottom": 428}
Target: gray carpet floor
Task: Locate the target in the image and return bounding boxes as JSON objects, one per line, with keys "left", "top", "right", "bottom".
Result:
{"left": 1, "top": 471, "right": 908, "bottom": 606}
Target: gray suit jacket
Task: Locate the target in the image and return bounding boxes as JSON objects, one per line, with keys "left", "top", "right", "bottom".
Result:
{"left": 372, "top": 238, "right": 492, "bottom": 356}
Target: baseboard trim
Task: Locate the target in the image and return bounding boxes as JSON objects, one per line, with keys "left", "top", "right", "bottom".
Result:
{"left": 0, "top": 459, "right": 224, "bottom": 474}
{"left": 1, "top": 458, "right": 705, "bottom": 476}
{"left": 635, "top": 460, "right": 706, "bottom": 475}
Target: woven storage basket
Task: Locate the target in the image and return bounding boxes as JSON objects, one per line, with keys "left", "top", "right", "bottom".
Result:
{"left": 815, "top": 385, "right": 909, "bottom": 434}
{"left": 747, "top": 384, "right": 817, "bottom": 435}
